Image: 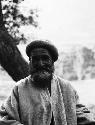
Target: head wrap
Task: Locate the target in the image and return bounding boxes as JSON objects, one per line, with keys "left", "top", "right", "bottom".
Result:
{"left": 26, "top": 40, "right": 58, "bottom": 62}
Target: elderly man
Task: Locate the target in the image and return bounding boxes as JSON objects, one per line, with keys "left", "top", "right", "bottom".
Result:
{"left": 0, "top": 40, "right": 95, "bottom": 125}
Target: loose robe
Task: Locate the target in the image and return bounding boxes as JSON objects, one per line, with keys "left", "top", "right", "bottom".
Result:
{"left": 0, "top": 75, "right": 95, "bottom": 125}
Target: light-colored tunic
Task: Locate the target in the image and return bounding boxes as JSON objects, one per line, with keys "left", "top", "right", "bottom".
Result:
{"left": 0, "top": 75, "right": 95, "bottom": 125}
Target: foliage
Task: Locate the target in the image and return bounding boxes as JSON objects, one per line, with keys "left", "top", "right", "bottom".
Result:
{"left": 55, "top": 45, "right": 95, "bottom": 81}
{"left": 1, "top": 0, "right": 38, "bottom": 44}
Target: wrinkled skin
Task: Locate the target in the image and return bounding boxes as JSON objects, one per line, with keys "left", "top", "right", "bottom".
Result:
{"left": 29, "top": 48, "right": 54, "bottom": 90}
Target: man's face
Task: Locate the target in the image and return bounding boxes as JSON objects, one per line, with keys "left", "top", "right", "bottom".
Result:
{"left": 29, "top": 48, "right": 54, "bottom": 89}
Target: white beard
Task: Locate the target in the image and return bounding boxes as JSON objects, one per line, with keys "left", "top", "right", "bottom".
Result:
{"left": 31, "top": 70, "right": 53, "bottom": 89}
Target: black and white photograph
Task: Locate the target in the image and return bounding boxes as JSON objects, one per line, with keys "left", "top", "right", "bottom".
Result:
{"left": 0, "top": 0, "right": 95, "bottom": 125}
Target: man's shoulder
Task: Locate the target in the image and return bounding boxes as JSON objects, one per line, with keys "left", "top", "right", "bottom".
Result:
{"left": 16, "top": 75, "right": 31, "bottom": 88}
{"left": 54, "top": 75, "right": 76, "bottom": 91}
{"left": 54, "top": 75, "right": 78, "bottom": 99}
{"left": 54, "top": 74, "right": 70, "bottom": 85}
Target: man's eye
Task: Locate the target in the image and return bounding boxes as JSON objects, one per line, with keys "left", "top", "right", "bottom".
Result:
{"left": 43, "top": 56, "right": 49, "bottom": 60}
{"left": 43, "top": 56, "right": 52, "bottom": 63}
{"left": 42, "top": 56, "right": 51, "bottom": 62}
{"left": 32, "top": 57, "right": 39, "bottom": 63}
{"left": 32, "top": 56, "right": 38, "bottom": 61}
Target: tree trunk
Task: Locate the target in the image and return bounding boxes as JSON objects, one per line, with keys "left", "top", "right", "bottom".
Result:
{"left": 0, "top": 28, "right": 29, "bottom": 81}
{"left": 0, "top": 0, "right": 29, "bottom": 81}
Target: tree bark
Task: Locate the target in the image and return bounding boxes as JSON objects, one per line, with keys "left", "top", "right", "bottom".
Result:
{"left": 0, "top": 0, "right": 29, "bottom": 81}
{"left": 0, "top": 28, "right": 29, "bottom": 81}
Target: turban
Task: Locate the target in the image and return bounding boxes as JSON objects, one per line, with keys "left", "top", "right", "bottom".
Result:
{"left": 26, "top": 40, "right": 58, "bottom": 62}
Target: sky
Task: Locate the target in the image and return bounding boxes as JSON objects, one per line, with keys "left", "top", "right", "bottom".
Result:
{"left": 19, "top": 0, "right": 95, "bottom": 51}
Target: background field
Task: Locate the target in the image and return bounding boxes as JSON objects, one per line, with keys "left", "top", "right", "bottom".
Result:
{"left": 0, "top": 69, "right": 15, "bottom": 105}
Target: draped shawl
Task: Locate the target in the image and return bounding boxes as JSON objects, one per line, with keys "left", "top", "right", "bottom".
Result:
{"left": 0, "top": 75, "right": 88, "bottom": 125}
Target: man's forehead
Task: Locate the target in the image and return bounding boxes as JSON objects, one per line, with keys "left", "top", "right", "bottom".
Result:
{"left": 30, "top": 48, "right": 51, "bottom": 57}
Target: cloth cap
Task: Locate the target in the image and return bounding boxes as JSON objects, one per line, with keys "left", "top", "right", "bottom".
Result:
{"left": 26, "top": 40, "right": 58, "bottom": 62}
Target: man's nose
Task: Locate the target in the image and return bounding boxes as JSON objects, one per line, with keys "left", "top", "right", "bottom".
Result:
{"left": 38, "top": 59, "right": 44, "bottom": 66}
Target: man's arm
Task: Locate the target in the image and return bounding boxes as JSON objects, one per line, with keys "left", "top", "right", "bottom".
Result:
{"left": 75, "top": 91, "right": 95, "bottom": 125}
{"left": 0, "top": 86, "right": 23, "bottom": 125}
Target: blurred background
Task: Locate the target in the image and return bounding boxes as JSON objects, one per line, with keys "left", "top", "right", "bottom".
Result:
{"left": 0, "top": 0, "right": 95, "bottom": 117}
